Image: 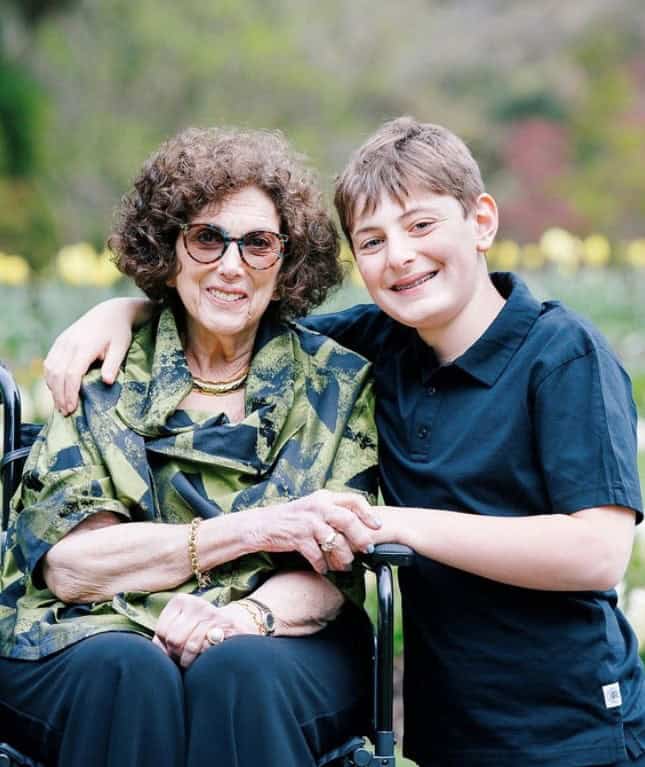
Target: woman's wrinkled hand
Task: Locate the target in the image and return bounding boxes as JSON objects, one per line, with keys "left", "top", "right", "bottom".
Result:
{"left": 152, "top": 594, "right": 258, "bottom": 669}
{"left": 241, "top": 490, "right": 381, "bottom": 575}
{"left": 44, "top": 298, "right": 141, "bottom": 415}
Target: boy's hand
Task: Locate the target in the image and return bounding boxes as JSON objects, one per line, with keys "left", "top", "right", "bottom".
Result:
{"left": 44, "top": 298, "right": 144, "bottom": 414}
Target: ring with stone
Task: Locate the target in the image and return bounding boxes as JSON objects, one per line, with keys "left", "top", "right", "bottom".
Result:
{"left": 206, "top": 626, "right": 225, "bottom": 645}
{"left": 320, "top": 531, "right": 338, "bottom": 553}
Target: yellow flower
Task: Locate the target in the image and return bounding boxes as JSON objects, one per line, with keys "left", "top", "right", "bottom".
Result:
{"left": 339, "top": 243, "right": 365, "bottom": 287}
{"left": 57, "top": 243, "right": 122, "bottom": 286}
{"left": 489, "top": 240, "right": 520, "bottom": 270}
{"left": 582, "top": 235, "right": 611, "bottom": 267}
{"left": 540, "top": 228, "right": 581, "bottom": 274}
{"left": 626, "top": 240, "right": 645, "bottom": 269}
{"left": 0, "top": 252, "right": 31, "bottom": 285}
{"left": 57, "top": 242, "right": 100, "bottom": 285}
{"left": 93, "top": 249, "right": 122, "bottom": 286}
{"left": 521, "top": 244, "right": 545, "bottom": 270}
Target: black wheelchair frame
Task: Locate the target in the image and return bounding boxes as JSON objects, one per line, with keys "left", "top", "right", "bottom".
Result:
{"left": 0, "top": 362, "right": 414, "bottom": 767}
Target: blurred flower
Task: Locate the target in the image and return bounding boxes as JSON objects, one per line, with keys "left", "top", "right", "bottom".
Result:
{"left": 93, "top": 248, "right": 122, "bottom": 287}
{"left": 0, "top": 252, "right": 31, "bottom": 284}
{"left": 339, "top": 243, "right": 365, "bottom": 287}
{"left": 521, "top": 244, "right": 545, "bottom": 270}
{"left": 490, "top": 240, "right": 520, "bottom": 270}
{"left": 583, "top": 235, "right": 611, "bottom": 267}
{"left": 540, "top": 228, "right": 582, "bottom": 274}
{"left": 626, "top": 240, "right": 645, "bottom": 268}
{"left": 57, "top": 243, "right": 121, "bottom": 286}
{"left": 57, "top": 242, "right": 99, "bottom": 285}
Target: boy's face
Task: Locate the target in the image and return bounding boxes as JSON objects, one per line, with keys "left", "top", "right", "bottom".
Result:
{"left": 350, "top": 186, "right": 497, "bottom": 340}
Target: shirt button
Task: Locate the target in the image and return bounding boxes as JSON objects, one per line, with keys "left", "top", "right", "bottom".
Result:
{"left": 417, "top": 425, "right": 429, "bottom": 439}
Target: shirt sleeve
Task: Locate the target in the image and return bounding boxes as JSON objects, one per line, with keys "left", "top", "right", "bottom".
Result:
{"left": 533, "top": 348, "right": 643, "bottom": 521}
{"left": 301, "top": 304, "right": 389, "bottom": 362}
{"left": 9, "top": 405, "right": 132, "bottom": 579}
{"left": 323, "top": 377, "right": 379, "bottom": 608}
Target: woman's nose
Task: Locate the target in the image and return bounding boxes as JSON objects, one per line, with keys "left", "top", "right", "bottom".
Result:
{"left": 217, "top": 241, "right": 245, "bottom": 275}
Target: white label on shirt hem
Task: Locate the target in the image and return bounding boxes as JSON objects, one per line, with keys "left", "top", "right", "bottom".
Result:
{"left": 602, "top": 682, "right": 622, "bottom": 709}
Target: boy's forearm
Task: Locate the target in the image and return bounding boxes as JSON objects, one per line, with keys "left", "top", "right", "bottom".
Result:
{"left": 106, "top": 296, "right": 154, "bottom": 327}
{"left": 375, "top": 504, "right": 636, "bottom": 592}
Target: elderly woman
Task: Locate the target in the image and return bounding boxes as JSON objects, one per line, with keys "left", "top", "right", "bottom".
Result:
{"left": 0, "top": 128, "right": 380, "bottom": 767}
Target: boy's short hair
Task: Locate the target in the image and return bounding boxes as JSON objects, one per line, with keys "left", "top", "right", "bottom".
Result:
{"left": 334, "top": 116, "right": 485, "bottom": 244}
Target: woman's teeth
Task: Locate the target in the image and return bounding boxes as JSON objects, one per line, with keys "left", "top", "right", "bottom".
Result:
{"left": 207, "top": 288, "right": 245, "bottom": 302}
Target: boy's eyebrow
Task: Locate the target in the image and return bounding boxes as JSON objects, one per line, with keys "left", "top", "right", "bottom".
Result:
{"left": 399, "top": 205, "right": 443, "bottom": 220}
{"left": 353, "top": 205, "right": 443, "bottom": 238}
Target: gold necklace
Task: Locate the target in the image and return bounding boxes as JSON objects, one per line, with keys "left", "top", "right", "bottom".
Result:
{"left": 192, "top": 368, "right": 249, "bottom": 396}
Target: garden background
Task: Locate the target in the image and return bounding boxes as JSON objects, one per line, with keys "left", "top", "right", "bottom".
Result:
{"left": 1, "top": 2, "right": 645, "bottom": 763}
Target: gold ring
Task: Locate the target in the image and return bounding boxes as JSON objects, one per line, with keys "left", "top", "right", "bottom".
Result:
{"left": 320, "top": 531, "right": 338, "bottom": 552}
{"left": 206, "top": 626, "right": 225, "bottom": 645}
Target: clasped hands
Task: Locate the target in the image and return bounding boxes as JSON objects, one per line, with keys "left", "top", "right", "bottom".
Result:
{"left": 152, "top": 594, "right": 257, "bottom": 668}
{"left": 153, "top": 489, "right": 382, "bottom": 668}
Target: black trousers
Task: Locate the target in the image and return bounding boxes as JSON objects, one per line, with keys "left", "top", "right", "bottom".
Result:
{"left": 0, "top": 607, "right": 372, "bottom": 767}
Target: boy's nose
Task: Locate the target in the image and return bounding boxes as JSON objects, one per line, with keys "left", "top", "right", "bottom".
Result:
{"left": 385, "top": 238, "right": 417, "bottom": 270}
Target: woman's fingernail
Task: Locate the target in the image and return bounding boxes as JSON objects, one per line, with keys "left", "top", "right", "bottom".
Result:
{"left": 372, "top": 516, "right": 382, "bottom": 528}
{"left": 366, "top": 544, "right": 375, "bottom": 554}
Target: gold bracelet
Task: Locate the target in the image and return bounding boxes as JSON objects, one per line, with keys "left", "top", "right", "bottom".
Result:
{"left": 188, "top": 517, "right": 211, "bottom": 590}
{"left": 236, "top": 598, "right": 274, "bottom": 635}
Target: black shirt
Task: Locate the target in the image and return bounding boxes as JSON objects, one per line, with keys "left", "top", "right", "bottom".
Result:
{"left": 304, "top": 272, "right": 645, "bottom": 767}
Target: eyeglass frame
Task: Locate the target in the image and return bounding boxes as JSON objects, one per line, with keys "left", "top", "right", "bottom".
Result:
{"left": 179, "top": 223, "right": 288, "bottom": 271}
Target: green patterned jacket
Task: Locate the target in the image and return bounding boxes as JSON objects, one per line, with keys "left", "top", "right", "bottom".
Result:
{"left": 0, "top": 307, "right": 377, "bottom": 659}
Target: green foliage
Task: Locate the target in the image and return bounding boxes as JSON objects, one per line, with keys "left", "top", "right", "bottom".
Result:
{"left": 0, "top": 56, "right": 44, "bottom": 177}
{"left": 0, "top": 179, "right": 58, "bottom": 269}
{"left": 493, "top": 89, "right": 567, "bottom": 123}
{"left": 4, "top": 0, "right": 79, "bottom": 26}
{"left": 561, "top": 28, "right": 645, "bottom": 237}
{"left": 633, "top": 374, "right": 645, "bottom": 416}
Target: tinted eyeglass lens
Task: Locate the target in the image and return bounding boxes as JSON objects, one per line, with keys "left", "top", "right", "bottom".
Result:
{"left": 186, "top": 226, "right": 226, "bottom": 262}
{"left": 241, "top": 232, "right": 282, "bottom": 267}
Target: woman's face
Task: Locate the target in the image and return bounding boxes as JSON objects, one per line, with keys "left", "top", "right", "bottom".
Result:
{"left": 170, "top": 186, "right": 283, "bottom": 350}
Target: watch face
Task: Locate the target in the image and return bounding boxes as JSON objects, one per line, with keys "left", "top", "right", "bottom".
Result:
{"left": 265, "top": 613, "right": 275, "bottom": 633}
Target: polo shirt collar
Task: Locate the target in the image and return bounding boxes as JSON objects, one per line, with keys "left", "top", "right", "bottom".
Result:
{"left": 447, "top": 272, "right": 541, "bottom": 386}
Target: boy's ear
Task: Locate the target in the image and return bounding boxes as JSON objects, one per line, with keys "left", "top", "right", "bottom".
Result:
{"left": 474, "top": 193, "right": 498, "bottom": 253}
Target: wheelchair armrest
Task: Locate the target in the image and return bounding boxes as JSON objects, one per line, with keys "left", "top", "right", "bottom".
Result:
{"left": 360, "top": 543, "right": 415, "bottom": 569}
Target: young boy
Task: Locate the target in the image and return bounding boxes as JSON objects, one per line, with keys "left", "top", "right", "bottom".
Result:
{"left": 44, "top": 117, "right": 644, "bottom": 767}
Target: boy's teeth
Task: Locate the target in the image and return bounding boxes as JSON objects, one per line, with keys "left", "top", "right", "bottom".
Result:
{"left": 393, "top": 272, "right": 435, "bottom": 291}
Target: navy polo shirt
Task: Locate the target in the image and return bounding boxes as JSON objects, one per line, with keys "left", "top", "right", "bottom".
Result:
{"left": 304, "top": 273, "right": 645, "bottom": 767}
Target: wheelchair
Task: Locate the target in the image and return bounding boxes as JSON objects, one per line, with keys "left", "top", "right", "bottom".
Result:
{"left": 0, "top": 362, "right": 414, "bottom": 767}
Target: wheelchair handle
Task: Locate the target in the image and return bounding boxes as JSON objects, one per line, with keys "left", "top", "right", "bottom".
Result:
{"left": 361, "top": 543, "right": 415, "bottom": 569}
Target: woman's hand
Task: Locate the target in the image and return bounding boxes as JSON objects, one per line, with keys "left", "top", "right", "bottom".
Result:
{"left": 241, "top": 490, "right": 381, "bottom": 574}
{"left": 44, "top": 297, "right": 150, "bottom": 415}
{"left": 153, "top": 594, "right": 258, "bottom": 669}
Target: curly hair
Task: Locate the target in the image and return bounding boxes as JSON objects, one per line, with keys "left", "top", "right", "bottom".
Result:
{"left": 109, "top": 127, "right": 343, "bottom": 318}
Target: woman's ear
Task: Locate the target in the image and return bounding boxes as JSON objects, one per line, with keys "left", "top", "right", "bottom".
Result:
{"left": 474, "top": 193, "right": 498, "bottom": 253}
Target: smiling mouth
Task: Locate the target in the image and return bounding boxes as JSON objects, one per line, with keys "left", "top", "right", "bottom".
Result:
{"left": 206, "top": 287, "right": 247, "bottom": 303}
{"left": 391, "top": 271, "right": 438, "bottom": 292}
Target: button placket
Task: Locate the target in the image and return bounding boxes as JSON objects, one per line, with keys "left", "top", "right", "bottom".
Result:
{"left": 411, "top": 379, "right": 440, "bottom": 456}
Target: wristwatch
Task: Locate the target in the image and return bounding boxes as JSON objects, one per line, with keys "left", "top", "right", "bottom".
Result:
{"left": 238, "top": 597, "right": 276, "bottom": 636}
